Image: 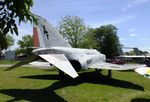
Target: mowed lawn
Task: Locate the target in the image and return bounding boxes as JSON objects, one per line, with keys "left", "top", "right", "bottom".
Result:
{"left": 0, "top": 60, "right": 19, "bottom": 64}
{"left": 0, "top": 67, "right": 150, "bottom": 102}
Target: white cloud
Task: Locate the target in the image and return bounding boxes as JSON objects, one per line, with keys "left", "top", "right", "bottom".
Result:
{"left": 112, "top": 16, "right": 136, "bottom": 24}
{"left": 129, "top": 33, "right": 137, "bottom": 37}
{"left": 132, "top": 0, "right": 148, "bottom": 4}
{"left": 122, "top": 0, "right": 149, "bottom": 11}
{"left": 92, "top": 15, "right": 136, "bottom": 27}
{"left": 128, "top": 28, "right": 136, "bottom": 32}
{"left": 120, "top": 37, "right": 126, "bottom": 41}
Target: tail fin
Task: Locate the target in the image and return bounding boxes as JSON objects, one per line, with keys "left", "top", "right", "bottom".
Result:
{"left": 33, "top": 15, "right": 71, "bottom": 48}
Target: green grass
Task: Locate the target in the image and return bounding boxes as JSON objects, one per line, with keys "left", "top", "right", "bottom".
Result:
{"left": 0, "top": 60, "right": 19, "bottom": 64}
{"left": 0, "top": 67, "right": 150, "bottom": 102}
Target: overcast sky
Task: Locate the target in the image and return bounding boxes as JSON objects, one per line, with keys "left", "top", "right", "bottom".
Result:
{"left": 11, "top": 0, "right": 150, "bottom": 51}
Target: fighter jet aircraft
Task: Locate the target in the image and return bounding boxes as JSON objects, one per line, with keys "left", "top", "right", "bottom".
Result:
{"left": 6, "top": 15, "right": 149, "bottom": 79}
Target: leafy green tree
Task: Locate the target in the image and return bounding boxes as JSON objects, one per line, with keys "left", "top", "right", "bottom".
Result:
{"left": 94, "top": 24, "right": 120, "bottom": 58}
{"left": 0, "top": 32, "right": 8, "bottom": 50}
{"left": 58, "top": 16, "right": 89, "bottom": 47}
{"left": 0, "top": 0, "right": 36, "bottom": 36}
{"left": 79, "top": 28, "right": 97, "bottom": 49}
{"left": 17, "top": 34, "right": 33, "bottom": 57}
{"left": 143, "top": 51, "right": 149, "bottom": 55}
{"left": 0, "top": 34, "right": 14, "bottom": 59}
{"left": 0, "top": 32, "right": 8, "bottom": 59}
{"left": 125, "top": 51, "right": 136, "bottom": 55}
{"left": 6, "top": 35, "right": 15, "bottom": 49}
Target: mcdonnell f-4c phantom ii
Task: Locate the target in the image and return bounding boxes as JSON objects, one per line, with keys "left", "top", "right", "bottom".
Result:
{"left": 6, "top": 15, "right": 150, "bottom": 79}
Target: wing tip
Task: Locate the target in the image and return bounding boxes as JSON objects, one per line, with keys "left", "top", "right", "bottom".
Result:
{"left": 72, "top": 74, "right": 79, "bottom": 78}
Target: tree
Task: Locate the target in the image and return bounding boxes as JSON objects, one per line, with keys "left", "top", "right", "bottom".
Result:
{"left": 0, "top": 32, "right": 8, "bottom": 59}
{"left": 0, "top": 32, "right": 8, "bottom": 51}
{"left": 58, "top": 16, "right": 89, "bottom": 48}
{"left": 93, "top": 24, "right": 120, "bottom": 58}
{"left": 6, "top": 35, "right": 15, "bottom": 49}
{"left": 0, "top": 0, "right": 36, "bottom": 36}
{"left": 0, "top": 33, "right": 14, "bottom": 59}
{"left": 78, "top": 28, "right": 97, "bottom": 49}
{"left": 17, "top": 34, "right": 33, "bottom": 57}
{"left": 126, "top": 51, "right": 136, "bottom": 55}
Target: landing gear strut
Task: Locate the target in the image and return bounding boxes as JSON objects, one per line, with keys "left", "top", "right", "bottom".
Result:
{"left": 108, "top": 70, "right": 112, "bottom": 78}
{"left": 95, "top": 69, "right": 102, "bottom": 75}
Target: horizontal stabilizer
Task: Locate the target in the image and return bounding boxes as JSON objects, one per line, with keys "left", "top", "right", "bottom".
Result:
{"left": 90, "top": 62, "right": 141, "bottom": 70}
{"left": 39, "top": 54, "right": 78, "bottom": 78}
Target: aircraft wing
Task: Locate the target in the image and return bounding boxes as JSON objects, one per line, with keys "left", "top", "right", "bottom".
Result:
{"left": 89, "top": 62, "right": 141, "bottom": 70}
{"left": 39, "top": 54, "right": 78, "bottom": 78}
{"left": 135, "top": 67, "right": 150, "bottom": 79}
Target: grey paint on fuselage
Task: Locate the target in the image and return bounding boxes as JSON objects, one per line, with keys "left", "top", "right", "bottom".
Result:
{"left": 33, "top": 47, "right": 106, "bottom": 69}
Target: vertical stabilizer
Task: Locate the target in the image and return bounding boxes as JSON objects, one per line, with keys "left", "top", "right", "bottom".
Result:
{"left": 33, "top": 15, "right": 71, "bottom": 48}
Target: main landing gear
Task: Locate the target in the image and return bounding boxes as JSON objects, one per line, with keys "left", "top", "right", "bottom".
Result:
{"left": 95, "top": 69, "right": 112, "bottom": 78}
{"left": 95, "top": 69, "right": 102, "bottom": 75}
{"left": 107, "top": 70, "right": 112, "bottom": 78}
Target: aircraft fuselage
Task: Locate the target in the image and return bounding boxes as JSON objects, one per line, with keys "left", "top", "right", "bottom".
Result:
{"left": 33, "top": 47, "right": 106, "bottom": 70}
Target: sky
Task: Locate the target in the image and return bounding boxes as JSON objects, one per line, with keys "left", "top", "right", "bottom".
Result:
{"left": 11, "top": 0, "right": 150, "bottom": 52}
